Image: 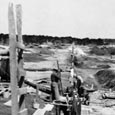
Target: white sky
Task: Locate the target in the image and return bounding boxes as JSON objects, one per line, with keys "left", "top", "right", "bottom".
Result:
{"left": 0, "top": 0, "right": 115, "bottom": 38}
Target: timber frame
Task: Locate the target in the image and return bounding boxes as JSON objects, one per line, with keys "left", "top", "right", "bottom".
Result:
{"left": 8, "top": 3, "right": 27, "bottom": 115}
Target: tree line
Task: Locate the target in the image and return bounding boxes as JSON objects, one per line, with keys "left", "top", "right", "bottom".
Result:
{"left": 0, "top": 33, "right": 115, "bottom": 45}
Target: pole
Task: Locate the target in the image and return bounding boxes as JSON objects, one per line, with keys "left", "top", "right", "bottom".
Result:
{"left": 71, "top": 43, "right": 81, "bottom": 115}
{"left": 8, "top": 3, "right": 18, "bottom": 115}
{"left": 16, "top": 4, "right": 28, "bottom": 115}
{"left": 57, "top": 60, "right": 63, "bottom": 95}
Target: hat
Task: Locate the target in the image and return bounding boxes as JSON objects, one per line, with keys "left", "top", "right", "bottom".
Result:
{"left": 52, "top": 68, "right": 58, "bottom": 72}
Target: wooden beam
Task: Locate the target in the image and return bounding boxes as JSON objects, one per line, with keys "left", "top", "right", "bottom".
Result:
{"left": 36, "top": 84, "right": 39, "bottom": 102}
{"left": 16, "top": 4, "right": 22, "bottom": 43}
{"left": 57, "top": 60, "right": 63, "bottom": 95}
{"left": 16, "top": 4, "right": 27, "bottom": 115}
{"left": 18, "top": 108, "right": 28, "bottom": 115}
{"left": 18, "top": 87, "right": 27, "bottom": 95}
{"left": 71, "top": 42, "right": 75, "bottom": 68}
{"left": 8, "top": 3, "right": 18, "bottom": 115}
{"left": 16, "top": 42, "right": 25, "bottom": 50}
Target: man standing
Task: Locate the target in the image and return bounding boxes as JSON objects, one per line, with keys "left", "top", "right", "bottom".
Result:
{"left": 50, "top": 68, "right": 66, "bottom": 102}
{"left": 51, "top": 67, "right": 71, "bottom": 115}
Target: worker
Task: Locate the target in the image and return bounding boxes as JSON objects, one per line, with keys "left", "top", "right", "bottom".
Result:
{"left": 73, "top": 74, "right": 90, "bottom": 105}
{"left": 67, "top": 73, "right": 84, "bottom": 97}
{"left": 51, "top": 68, "right": 71, "bottom": 115}
{"left": 51, "top": 68, "right": 66, "bottom": 102}
{"left": 67, "top": 73, "right": 83, "bottom": 115}
{"left": 73, "top": 74, "right": 83, "bottom": 96}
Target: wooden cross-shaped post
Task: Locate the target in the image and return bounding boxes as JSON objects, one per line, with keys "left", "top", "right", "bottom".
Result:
{"left": 8, "top": 3, "right": 18, "bottom": 115}
{"left": 8, "top": 3, "right": 27, "bottom": 115}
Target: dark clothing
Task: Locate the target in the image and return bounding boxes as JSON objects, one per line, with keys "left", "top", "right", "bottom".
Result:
{"left": 71, "top": 96, "right": 81, "bottom": 115}
{"left": 57, "top": 106, "right": 70, "bottom": 115}
{"left": 51, "top": 72, "right": 60, "bottom": 83}
{"left": 51, "top": 71, "right": 61, "bottom": 101}
{"left": 73, "top": 77, "right": 81, "bottom": 95}
{"left": 50, "top": 72, "right": 69, "bottom": 115}
{"left": 0, "top": 58, "right": 10, "bottom": 81}
{"left": 51, "top": 71, "right": 63, "bottom": 100}
{"left": 51, "top": 82, "right": 60, "bottom": 101}
{"left": 66, "top": 77, "right": 82, "bottom": 97}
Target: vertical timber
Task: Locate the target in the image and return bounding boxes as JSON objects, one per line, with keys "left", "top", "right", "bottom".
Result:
{"left": 8, "top": 3, "right": 27, "bottom": 115}
{"left": 16, "top": 4, "right": 22, "bottom": 43}
{"left": 16, "top": 4, "right": 27, "bottom": 115}
{"left": 8, "top": 3, "right": 18, "bottom": 115}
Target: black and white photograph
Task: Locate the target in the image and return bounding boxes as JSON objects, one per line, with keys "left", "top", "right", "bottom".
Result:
{"left": 0, "top": 0, "right": 115, "bottom": 115}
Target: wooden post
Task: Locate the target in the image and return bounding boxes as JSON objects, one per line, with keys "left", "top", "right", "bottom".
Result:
{"left": 72, "top": 42, "right": 75, "bottom": 66}
{"left": 16, "top": 4, "right": 27, "bottom": 115}
{"left": 8, "top": 3, "right": 27, "bottom": 115}
{"left": 16, "top": 4, "right": 22, "bottom": 43}
{"left": 71, "top": 43, "right": 81, "bottom": 115}
{"left": 8, "top": 3, "right": 18, "bottom": 115}
{"left": 36, "top": 84, "right": 39, "bottom": 102}
{"left": 57, "top": 60, "right": 63, "bottom": 95}
{"left": 72, "top": 43, "right": 74, "bottom": 56}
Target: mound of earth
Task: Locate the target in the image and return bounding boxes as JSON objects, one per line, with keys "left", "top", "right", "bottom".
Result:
{"left": 24, "top": 53, "right": 46, "bottom": 62}
{"left": 107, "top": 47, "right": 115, "bottom": 55}
{"left": 90, "top": 46, "right": 115, "bottom": 56}
{"left": 39, "top": 48, "right": 53, "bottom": 55}
{"left": 95, "top": 69, "right": 115, "bottom": 89}
{"left": 90, "top": 46, "right": 108, "bottom": 55}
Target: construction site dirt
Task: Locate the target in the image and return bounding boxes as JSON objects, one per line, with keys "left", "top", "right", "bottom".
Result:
{"left": 0, "top": 44, "right": 115, "bottom": 115}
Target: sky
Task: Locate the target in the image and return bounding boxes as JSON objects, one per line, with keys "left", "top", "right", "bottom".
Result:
{"left": 0, "top": 0, "right": 115, "bottom": 38}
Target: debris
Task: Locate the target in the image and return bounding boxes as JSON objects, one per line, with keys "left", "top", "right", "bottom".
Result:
{"left": 33, "top": 104, "right": 54, "bottom": 115}
{"left": 102, "top": 91, "right": 115, "bottom": 99}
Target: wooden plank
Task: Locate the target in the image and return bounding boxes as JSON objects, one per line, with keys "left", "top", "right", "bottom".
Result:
{"left": 18, "top": 108, "right": 28, "bottom": 115}
{"left": 0, "top": 49, "right": 9, "bottom": 55}
{"left": 36, "top": 84, "right": 39, "bottom": 102}
{"left": 16, "top": 4, "right": 24, "bottom": 79}
{"left": 33, "top": 104, "right": 54, "bottom": 115}
{"left": 16, "top": 4, "right": 22, "bottom": 43}
{"left": 18, "top": 87, "right": 27, "bottom": 95}
{"left": 8, "top": 3, "right": 18, "bottom": 115}
{"left": 18, "top": 68, "right": 26, "bottom": 78}
{"left": 16, "top": 4, "right": 27, "bottom": 115}
{"left": 72, "top": 42, "right": 75, "bottom": 67}
{"left": 72, "top": 42, "right": 74, "bottom": 56}
{"left": 17, "top": 42, "right": 25, "bottom": 50}
{"left": 57, "top": 60, "right": 63, "bottom": 95}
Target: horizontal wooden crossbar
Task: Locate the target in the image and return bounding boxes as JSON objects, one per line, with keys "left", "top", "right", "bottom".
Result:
{"left": 18, "top": 87, "right": 27, "bottom": 95}
{"left": 18, "top": 108, "right": 28, "bottom": 115}
{"left": 16, "top": 42, "right": 25, "bottom": 50}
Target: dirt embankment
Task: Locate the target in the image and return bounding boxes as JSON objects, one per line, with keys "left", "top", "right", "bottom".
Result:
{"left": 90, "top": 46, "right": 115, "bottom": 56}
{"left": 95, "top": 69, "right": 115, "bottom": 89}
